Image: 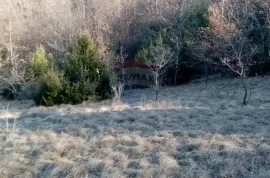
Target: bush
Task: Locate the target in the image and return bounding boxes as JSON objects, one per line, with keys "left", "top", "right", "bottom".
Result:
{"left": 65, "top": 31, "right": 100, "bottom": 82}
{"left": 95, "top": 68, "right": 112, "bottom": 100}
{"left": 30, "top": 31, "right": 111, "bottom": 106}
{"left": 0, "top": 84, "right": 21, "bottom": 100}
{"left": 28, "top": 45, "right": 65, "bottom": 106}
{"left": 28, "top": 45, "right": 54, "bottom": 80}
{"left": 33, "top": 70, "right": 97, "bottom": 106}
{"left": 34, "top": 71, "right": 67, "bottom": 106}
{"left": 64, "top": 30, "right": 111, "bottom": 103}
{"left": 0, "top": 46, "right": 26, "bottom": 100}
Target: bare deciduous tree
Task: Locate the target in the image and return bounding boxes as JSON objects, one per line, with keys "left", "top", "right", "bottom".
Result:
{"left": 210, "top": 0, "right": 268, "bottom": 104}
{"left": 221, "top": 36, "right": 257, "bottom": 105}
{"left": 142, "top": 34, "right": 174, "bottom": 100}
{"left": 105, "top": 46, "right": 128, "bottom": 102}
{"left": 218, "top": 0, "right": 267, "bottom": 105}
{"left": 186, "top": 0, "right": 270, "bottom": 104}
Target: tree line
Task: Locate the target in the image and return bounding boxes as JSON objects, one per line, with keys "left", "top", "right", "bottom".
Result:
{"left": 0, "top": 0, "right": 270, "bottom": 105}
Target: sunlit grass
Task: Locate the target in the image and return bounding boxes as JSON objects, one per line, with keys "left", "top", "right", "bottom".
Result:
{"left": 0, "top": 76, "right": 270, "bottom": 178}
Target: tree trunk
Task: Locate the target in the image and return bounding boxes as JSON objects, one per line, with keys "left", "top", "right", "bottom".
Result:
{"left": 241, "top": 77, "right": 248, "bottom": 105}
{"left": 154, "top": 71, "right": 159, "bottom": 101}
{"left": 260, "top": 62, "right": 264, "bottom": 78}
{"left": 155, "top": 89, "right": 159, "bottom": 101}
{"left": 174, "top": 66, "right": 178, "bottom": 86}
{"left": 204, "top": 61, "right": 209, "bottom": 84}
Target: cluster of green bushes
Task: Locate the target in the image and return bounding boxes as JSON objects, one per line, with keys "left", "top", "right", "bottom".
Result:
{"left": 28, "top": 31, "right": 111, "bottom": 106}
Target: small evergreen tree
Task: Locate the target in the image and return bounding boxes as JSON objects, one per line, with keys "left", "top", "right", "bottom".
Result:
{"left": 28, "top": 45, "right": 54, "bottom": 80}
{"left": 28, "top": 45, "right": 65, "bottom": 105}
{"left": 65, "top": 30, "right": 100, "bottom": 83}
{"left": 64, "top": 30, "right": 110, "bottom": 103}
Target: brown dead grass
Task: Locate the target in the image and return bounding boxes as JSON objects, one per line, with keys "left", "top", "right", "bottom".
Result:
{"left": 0, "top": 76, "right": 270, "bottom": 178}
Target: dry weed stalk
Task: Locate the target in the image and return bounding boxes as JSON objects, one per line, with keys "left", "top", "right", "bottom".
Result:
{"left": 0, "top": 104, "right": 17, "bottom": 135}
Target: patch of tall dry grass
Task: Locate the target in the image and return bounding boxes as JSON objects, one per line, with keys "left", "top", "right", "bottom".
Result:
{"left": 0, "top": 76, "right": 270, "bottom": 178}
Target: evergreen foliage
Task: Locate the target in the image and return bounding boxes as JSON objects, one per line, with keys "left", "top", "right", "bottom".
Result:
{"left": 31, "top": 31, "right": 111, "bottom": 106}
{"left": 64, "top": 30, "right": 111, "bottom": 103}
{"left": 28, "top": 45, "right": 55, "bottom": 80}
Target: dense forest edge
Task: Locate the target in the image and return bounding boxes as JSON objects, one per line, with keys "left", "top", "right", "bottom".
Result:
{"left": 1, "top": 0, "right": 270, "bottom": 106}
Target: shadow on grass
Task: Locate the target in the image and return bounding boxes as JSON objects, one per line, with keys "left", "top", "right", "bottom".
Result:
{"left": 14, "top": 104, "right": 270, "bottom": 139}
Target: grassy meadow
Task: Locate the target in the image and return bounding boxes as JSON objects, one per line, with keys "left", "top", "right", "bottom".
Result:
{"left": 0, "top": 76, "right": 270, "bottom": 178}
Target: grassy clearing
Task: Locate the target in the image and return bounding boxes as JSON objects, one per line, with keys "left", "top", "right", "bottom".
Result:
{"left": 0, "top": 76, "right": 270, "bottom": 178}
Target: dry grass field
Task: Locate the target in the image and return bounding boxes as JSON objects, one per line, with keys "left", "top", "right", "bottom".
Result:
{"left": 0, "top": 76, "right": 270, "bottom": 178}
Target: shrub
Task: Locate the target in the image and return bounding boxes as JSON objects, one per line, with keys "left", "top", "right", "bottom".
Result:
{"left": 95, "top": 68, "right": 112, "bottom": 100}
{"left": 28, "top": 31, "right": 111, "bottom": 106}
{"left": 28, "top": 45, "right": 66, "bottom": 106}
{"left": 33, "top": 71, "right": 67, "bottom": 106}
{"left": 28, "top": 45, "right": 54, "bottom": 81}
{"left": 64, "top": 30, "right": 111, "bottom": 102}
{"left": 0, "top": 84, "right": 21, "bottom": 100}
{"left": 0, "top": 46, "right": 26, "bottom": 100}
{"left": 65, "top": 30, "right": 100, "bottom": 82}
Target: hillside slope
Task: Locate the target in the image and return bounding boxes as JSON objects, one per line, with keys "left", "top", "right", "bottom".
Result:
{"left": 0, "top": 76, "right": 270, "bottom": 178}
